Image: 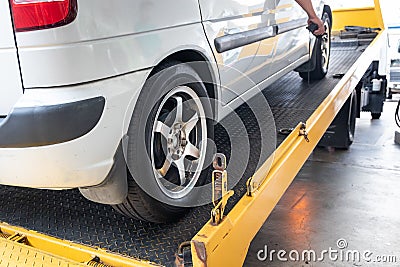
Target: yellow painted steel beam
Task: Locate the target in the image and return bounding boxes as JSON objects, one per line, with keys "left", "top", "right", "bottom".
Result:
{"left": 191, "top": 30, "right": 386, "bottom": 267}
{"left": 332, "top": 0, "right": 384, "bottom": 32}
{"left": 0, "top": 222, "right": 158, "bottom": 267}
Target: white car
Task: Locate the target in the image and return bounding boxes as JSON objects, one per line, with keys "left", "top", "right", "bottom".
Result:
{"left": 0, "top": 0, "right": 331, "bottom": 222}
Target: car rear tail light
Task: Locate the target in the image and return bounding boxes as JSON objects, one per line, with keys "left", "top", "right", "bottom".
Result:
{"left": 10, "top": 0, "right": 77, "bottom": 32}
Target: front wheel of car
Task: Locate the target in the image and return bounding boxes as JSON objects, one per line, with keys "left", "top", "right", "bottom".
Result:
{"left": 113, "top": 61, "right": 213, "bottom": 223}
{"left": 300, "top": 8, "right": 332, "bottom": 81}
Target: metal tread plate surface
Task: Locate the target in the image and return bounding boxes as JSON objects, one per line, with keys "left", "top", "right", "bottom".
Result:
{"left": 0, "top": 44, "right": 366, "bottom": 266}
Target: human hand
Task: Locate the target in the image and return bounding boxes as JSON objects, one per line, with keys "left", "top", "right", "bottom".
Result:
{"left": 308, "top": 17, "right": 325, "bottom": 36}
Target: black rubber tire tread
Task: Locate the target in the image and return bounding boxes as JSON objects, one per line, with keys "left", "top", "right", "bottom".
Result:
{"left": 371, "top": 112, "right": 381, "bottom": 120}
{"left": 336, "top": 92, "right": 357, "bottom": 150}
{"left": 113, "top": 199, "right": 146, "bottom": 221}
{"left": 347, "top": 92, "right": 357, "bottom": 148}
{"left": 299, "top": 8, "right": 332, "bottom": 81}
{"left": 113, "top": 177, "right": 179, "bottom": 223}
{"left": 335, "top": 90, "right": 357, "bottom": 149}
{"left": 317, "top": 90, "right": 357, "bottom": 149}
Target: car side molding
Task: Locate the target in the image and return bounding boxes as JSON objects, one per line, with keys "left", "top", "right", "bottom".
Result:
{"left": 214, "top": 18, "right": 308, "bottom": 53}
{"left": 215, "top": 25, "right": 277, "bottom": 53}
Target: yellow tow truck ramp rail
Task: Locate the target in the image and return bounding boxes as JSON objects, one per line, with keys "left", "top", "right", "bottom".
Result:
{"left": 0, "top": 223, "right": 156, "bottom": 267}
{"left": 191, "top": 30, "right": 387, "bottom": 267}
{"left": 0, "top": 0, "right": 386, "bottom": 266}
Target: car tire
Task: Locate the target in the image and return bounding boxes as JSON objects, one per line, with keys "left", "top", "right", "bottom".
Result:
{"left": 345, "top": 92, "right": 357, "bottom": 149}
{"left": 299, "top": 8, "right": 332, "bottom": 81}
{"left": 318, "top": 90, "right": 357, "bottom": 149}
{"left": 113, "top": 61, "right": 213, "bottom": 223}
{"left": 371, "top": 112, "right": 381, "bottom": 120}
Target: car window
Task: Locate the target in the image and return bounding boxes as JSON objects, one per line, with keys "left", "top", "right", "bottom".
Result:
{"left": 391, "top": 59, "right": 400, "bottom": 67}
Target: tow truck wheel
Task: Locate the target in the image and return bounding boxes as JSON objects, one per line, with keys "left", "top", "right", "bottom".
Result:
{"left": 318, "top": 90, "right": 357, "bottom": 149}
{"left": 113, "top": 61, "right": 213, "bottom": 223}
{"left": 371, "top": 112, "right": 381, "bottom": 119}
{"left": 299, "top": 7, "right": 332, "bottom": 80}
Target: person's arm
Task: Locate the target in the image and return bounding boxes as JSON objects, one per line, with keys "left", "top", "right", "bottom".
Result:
{"left": 295, "top": 0, "right": 325, "bottom": 35}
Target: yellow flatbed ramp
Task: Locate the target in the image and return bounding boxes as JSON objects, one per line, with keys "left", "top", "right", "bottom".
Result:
{"left": 0, "top": 223, "right": 156, "bottom": 267}
{"left": 0, "top": 1, "right": 386, "bottom": 266}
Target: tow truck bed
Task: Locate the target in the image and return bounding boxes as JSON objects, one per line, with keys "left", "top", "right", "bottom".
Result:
{"left": 0, "top": 43, "right": 368, "bottom": 266}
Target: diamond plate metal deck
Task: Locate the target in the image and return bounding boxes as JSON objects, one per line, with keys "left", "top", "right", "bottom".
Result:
{"left": 0, "top": 44, "right": 366, "bottom": 266}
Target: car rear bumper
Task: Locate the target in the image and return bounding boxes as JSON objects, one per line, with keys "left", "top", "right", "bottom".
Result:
{"left": 0, "top": 97, "right": 105, "bottom": 148}
{"left": 0, "top": 69, "right": 150, "bottom": 189}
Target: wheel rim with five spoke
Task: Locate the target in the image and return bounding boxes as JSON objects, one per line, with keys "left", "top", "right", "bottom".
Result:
{"left": 151, "top": 86, "right": 207, "bottom": 199}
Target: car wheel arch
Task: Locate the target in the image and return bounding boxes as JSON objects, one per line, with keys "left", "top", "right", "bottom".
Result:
{"left": 150, "top": 49, "right": 220, "bottom": 116}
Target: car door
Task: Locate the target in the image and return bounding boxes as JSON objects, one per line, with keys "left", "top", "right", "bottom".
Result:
{"left": 199, "top": 0, "right": 277, "bottom": 106}
{"left": 247, "top": 0, "right": 278, "bottom": 86}
{"left": 0, "top": 0, "right": 23, "bottom": 117}
{"left": 270, "top": 0, "right": 312, "bottom": 75}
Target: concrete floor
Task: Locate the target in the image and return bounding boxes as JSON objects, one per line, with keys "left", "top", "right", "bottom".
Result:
{"left": 244, "top": 98, "right": 400, "bottom": 267}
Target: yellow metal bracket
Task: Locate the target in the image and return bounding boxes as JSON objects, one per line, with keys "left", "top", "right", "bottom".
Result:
{"left": 246, "top": 176, "right": 254, "bottom": 197}
{"left": 299, "top": 122, "right": 310, "bottom": 142}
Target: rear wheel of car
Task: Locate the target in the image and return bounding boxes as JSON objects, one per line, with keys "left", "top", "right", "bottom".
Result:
{"left": 113, "top": 61, "right": 213, "bottom": 223}
{"left": 299, "top": 8, "right": 332, "bottom": 81}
